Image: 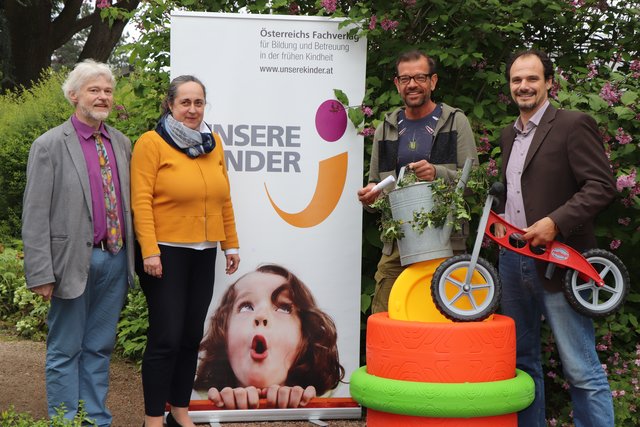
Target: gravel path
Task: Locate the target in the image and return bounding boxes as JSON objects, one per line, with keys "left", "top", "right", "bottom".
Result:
{"left": 0, "top": 332, "right": 365, "bottom": 426}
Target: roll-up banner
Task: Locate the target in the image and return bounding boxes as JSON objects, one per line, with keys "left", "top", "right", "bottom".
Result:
{"left": 171, "top": 11, "right": 366, "bottom": 423}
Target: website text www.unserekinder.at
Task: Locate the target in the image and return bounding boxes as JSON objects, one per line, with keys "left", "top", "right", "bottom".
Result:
{"left": 259, "top": 65, "right": 334, "bottom": 75}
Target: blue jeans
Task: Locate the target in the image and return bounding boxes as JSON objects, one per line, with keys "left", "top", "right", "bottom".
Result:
{"left": 498, "top": 250, "right": 613, "bottom": 427}
{"left": 46, "top": 248, "right": 128, "bottom": 427}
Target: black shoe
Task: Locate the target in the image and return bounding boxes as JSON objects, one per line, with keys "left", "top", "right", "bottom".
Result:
{"left": 166, "top": 412, "right": 182, "bottom": 427}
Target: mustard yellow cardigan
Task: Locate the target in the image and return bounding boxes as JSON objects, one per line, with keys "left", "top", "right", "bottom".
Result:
{"left": 131, "top": 130, "right": 239, "bottom": 259}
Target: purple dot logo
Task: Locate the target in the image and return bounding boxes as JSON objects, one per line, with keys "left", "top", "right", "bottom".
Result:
{"left": 315, "top": 99, "right": 347, "bottom": 142}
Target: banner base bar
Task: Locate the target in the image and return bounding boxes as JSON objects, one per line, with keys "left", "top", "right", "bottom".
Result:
{"left": 186, "top": 406, "right": 362, "bottom": 423}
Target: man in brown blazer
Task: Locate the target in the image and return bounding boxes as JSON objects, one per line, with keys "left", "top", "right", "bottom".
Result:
{"left": 498, "top": 50, "right": 615, "bottom": 426}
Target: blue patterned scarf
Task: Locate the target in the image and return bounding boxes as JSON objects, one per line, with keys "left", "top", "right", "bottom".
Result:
{"left": 156, "top": 113, "right": 215, "bottom": 158}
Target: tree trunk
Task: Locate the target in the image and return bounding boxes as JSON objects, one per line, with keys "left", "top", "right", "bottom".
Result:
{"left": 2, "top": 0, "right": 139, "bottom": 91}
{"left": 80, "top": 0, "right": 140, "bottom": 64}
{"left": 4, "top": 0, "right": 54, "bottom": 89}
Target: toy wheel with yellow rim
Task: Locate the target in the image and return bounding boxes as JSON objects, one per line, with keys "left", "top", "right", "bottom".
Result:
{"left": 431, "top": 254, "right": 500, "bottom": 322}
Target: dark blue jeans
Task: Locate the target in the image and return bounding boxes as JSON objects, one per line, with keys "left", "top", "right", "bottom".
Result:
{"left": 499, "top": 249, "right": 613, "bottom": 427}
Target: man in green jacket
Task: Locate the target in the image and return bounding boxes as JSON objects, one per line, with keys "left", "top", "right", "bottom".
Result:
{"left": 357, "top": 50, "right": 478, "bottom": 313}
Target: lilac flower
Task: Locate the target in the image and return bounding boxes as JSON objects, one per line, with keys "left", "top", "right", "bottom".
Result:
{"left": 96, "top": 0, "right": 110, "bottom": 8}
{"left": 498, "top": 93, "right": 512, "bottom": 105}
{"left": 487, "top": 158, "right": 498, "bottom": 177}
{"left": 547, "top": 371, "right": 557, "bottom": 379}
{"left": 361, "top": 105, "right": 373, "bottom": 117}
{"left": 600, "top": 82, "right": 621, "bottom": 106}
{"left": 556, "top": 67, "right": 568, "bottom": 81}
{"left": 548, "top": 419, "right": 558, "bottom": 427}
{"left": 289, "top": 2, "right": 300, "bottom": 14}
{"left": 587, "top": 63, "right": 598, "bottom": 79}
{"left": 550, "top": 81, "right": 560, "bottom": 100}
{"left": 477, "top": 134, "right": 491, "bottom": 154}
{"left": 616, "top": 128, "right": 632, "bottom": 145}
{"left": 321, "top": 0, "right": 337, "bottom": 14}
{"left": 380, "top": 18, "right": 399, "bottom": 31}
{"left": 359, "top": 127, "right": 375, "bottom": 137}
{"left": 369, "top": 15, "right": 377, "bottom": 30}
{"left": 402, "top": 0, "right": 417, "bottom": 6}
{"left": 609, "top": 239, "right": 621, "bottom": 250}
{"left": 618, "top": 217, "right": 631, "bottom": 226}
{"left": 571, "top": 0, "right": 585, "bottom": 7}
{"left": 472, "top": 59, "right": 487, "bottom": 70}
{"left": 616, "top": 169, "right": 637, "bottom": 192}
{"left": 597, "top": 343, "right": 608, "bottom": 351}
{"left": 631, "top": 59, "right": 640, "bottom": 78}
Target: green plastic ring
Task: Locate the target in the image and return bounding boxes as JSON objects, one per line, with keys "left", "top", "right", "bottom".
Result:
{"left": 350, "top": 366, "right": 534, "bottom": 418}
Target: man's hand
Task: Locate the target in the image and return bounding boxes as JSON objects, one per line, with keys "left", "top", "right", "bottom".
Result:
{"left": 493, "top": 223, "right": 507, "bottom": 238}
{"left": 357, "top": 183, "right": 381, "bottom": 206}
{"left": 523, "top": 217, "right": 558, "bottom": 247}
{"left": 208, "top": 386, "right": 260, "bottom": 409}
{"left": 31, "top": 283, "right": 54, "bottom": 301}
{"left": 262, "top": 385, "right": 316, "bottom": 408}
{"left": 407, "top": 160, "right": 436, "bottom": 181}
{"left": 225, "top": 253, "right": 240, "bottom": 274}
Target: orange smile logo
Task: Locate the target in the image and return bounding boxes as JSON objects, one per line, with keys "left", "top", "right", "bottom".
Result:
{"left": 265, "top": 100, "right": 349, "bottom": 228}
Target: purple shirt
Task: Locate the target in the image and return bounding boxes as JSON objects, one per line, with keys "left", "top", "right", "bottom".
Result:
{"left": 71, "top": 115, "right": 125, "bottom": 245}
{"left": 505, "top": 101, "right": 550, "bottom": 228}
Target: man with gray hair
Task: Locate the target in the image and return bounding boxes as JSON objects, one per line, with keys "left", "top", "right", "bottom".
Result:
{"left": 22, "top": 60, "right": 134, "bottom": 426}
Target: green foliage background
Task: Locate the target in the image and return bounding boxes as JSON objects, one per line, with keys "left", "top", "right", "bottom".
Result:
{"left": 0, "top": 0, "right": 639, "bottom": 425}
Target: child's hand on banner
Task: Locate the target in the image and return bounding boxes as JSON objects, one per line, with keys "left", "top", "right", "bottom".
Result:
{"left": 262, "top": 384, "right": 316, "bottom": 408}
{"left": 208, "top": 385, "right": 260, "bottom": 409}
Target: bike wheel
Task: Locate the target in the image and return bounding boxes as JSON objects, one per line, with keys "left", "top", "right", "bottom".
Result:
{"left": 431, "top": 255, "right": 501, "bottom": 322}
{"left": 563, "top": 249, "right": 630, "bottom": 318}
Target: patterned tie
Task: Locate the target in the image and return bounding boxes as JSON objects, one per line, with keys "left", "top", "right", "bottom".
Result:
{"left": 94, "top": 132, "right": 123, "bottom": 254}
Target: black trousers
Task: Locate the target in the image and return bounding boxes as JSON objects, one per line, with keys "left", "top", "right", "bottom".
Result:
{"left": 137, "top": 244, "right": 217, "bottom": 416}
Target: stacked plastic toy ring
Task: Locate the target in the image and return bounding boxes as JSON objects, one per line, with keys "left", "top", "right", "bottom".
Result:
{"left": 350, "top": 260, "right": 535, "bottom": 426}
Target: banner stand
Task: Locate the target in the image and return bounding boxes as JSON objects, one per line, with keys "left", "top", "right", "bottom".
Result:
{"left": 188, "top": 407, "right": 361, "bottom": 424}
{"left": 171, "top": 11, "right": 366, "bottom": 424}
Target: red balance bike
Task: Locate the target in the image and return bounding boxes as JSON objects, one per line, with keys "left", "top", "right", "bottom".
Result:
{"left": 431, "top": 182, "right": 630, "bottom": 322}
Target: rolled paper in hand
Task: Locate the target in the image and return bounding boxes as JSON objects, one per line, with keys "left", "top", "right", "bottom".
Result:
{"left": 372, "top": 175, "right": 396, "bottom": 192}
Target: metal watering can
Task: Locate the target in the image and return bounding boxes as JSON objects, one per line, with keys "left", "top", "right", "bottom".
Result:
{"left": 388, "top": 158, "right": 475, "bottom": 266}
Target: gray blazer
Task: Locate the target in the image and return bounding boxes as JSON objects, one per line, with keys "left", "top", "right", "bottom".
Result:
{"left": 22, "top": 119, "right": 135, "bottom": 299}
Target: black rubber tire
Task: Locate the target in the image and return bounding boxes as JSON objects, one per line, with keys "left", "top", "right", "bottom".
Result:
{"left": 563, "top": 249, "right": 630, "bottom": 318}
{"left": 431, "top": 254, "right": 501, "bottom": 322}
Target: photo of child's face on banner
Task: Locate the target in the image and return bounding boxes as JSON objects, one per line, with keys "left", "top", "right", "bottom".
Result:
{"left": 193, "top": 264, "right": 344, "bottom": 409}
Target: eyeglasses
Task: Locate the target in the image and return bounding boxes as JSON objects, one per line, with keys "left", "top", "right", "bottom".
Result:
{"left": 396, "top": 73, "right": 433, "bottom": 85}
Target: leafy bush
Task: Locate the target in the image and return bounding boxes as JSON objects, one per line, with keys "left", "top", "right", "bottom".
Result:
{"left": 0, "top": 71, "right": 72, "bottom": 238}
{"left": 0, "top": 245, "right": 149, "bottom": 362}
{"left": 115, "top": 285, "right": 149, "bottom": 363}
{"left": 0, "top": 403, "right": 95, "bottom": 426}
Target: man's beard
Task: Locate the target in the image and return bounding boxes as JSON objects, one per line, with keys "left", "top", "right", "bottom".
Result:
{"left": 81, "top": 105, "right": 110, "bottom": 122}
{"left": 403, "top": 91, "right": 427, "bottom": 108}
{"left": 515, "top": 91, "right": 538, "bottom": 111}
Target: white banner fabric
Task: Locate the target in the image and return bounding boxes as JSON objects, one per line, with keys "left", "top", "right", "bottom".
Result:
{"left": 170, "top": 11, "right": 366, "bottom": 419}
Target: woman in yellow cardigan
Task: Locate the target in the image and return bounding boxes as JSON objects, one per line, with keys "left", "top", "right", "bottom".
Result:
{"left": 132, "top": 75, "right": 240, "bottom": 427}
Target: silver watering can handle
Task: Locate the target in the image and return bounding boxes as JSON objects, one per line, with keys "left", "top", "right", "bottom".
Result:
{"left": 397, "top": 166, "right": 407, "bottom": 183}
